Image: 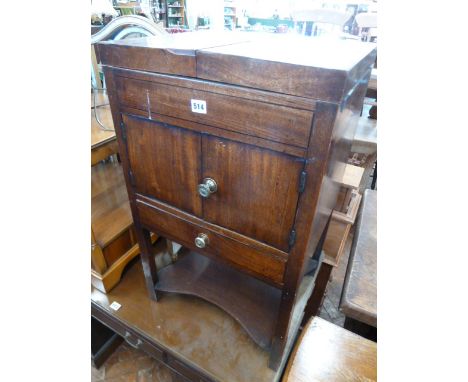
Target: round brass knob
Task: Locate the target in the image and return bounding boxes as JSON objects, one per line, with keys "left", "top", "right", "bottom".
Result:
{"left": 198, "top": 178, "right": 217, "bottom": 198}
{"left": 194, "top": 233, "right": 209, "bottom": 249}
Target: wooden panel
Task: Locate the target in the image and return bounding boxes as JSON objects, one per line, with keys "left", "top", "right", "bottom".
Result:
{"left": 202, "top": 135, "right": 303, "bottom": 252}
{"left": 121, "top": 106, "right": 307, "bottom": 158}
{"left": 156, "top": 251, "right": 282, "bottom": 350}
{"left": 136, "top": 198, "right": 287, "bottom": 287}
{"left": 323, "top": 219, "right": 351, "bottom": 267}
{"left": 123, "top": 114, "right": 202, "bottom": 217}
{"left": 197, "top": 39, "right": 376, "bottom": 102}
{"left": 102, "top": 228, "right": 134, "bottom": 267}
{"left": 284, "top": 316, "right": 377, "bottom": 382}
{"left": 116, "top": 76, "right": 313, "bottom": 148}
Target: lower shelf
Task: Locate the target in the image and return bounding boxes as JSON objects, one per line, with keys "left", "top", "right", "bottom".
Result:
{"left": 155, "top": 250, "right": 282, "bottom": 350}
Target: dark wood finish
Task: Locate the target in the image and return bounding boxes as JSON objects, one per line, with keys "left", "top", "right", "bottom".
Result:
{"left": 156, "top": 250, "right": 282, "bottom": 349}
{"left": 340, "top": 189, "right": 377, "bottom": 327}
{"left": 115, "top": 75, "right": 313, "bottom": 148}
{"left": 100, "top": 32, "right": 376, "bottom": 370}
{"left": 123, "top": 114, "right": 202, "bottom": 216}
{"left": 122, "top": 105, "right": 308, "bottom": 158}
{"left": 344, "top": 317, "right": 377, "bottom": 342}
{"left": 197, "top": 37, "right": 376, "bottom": 102}
{"left": 284, "top": 316, "right": 377, "bottom": 382}
{"left": 301, "top": 263, "right": 334, "bottom": 326}
{"left": 136, "top": 198, "right": 287, "bottom": 287}
{"left": 202, "top": 135, "right": 303, "bottom": 251}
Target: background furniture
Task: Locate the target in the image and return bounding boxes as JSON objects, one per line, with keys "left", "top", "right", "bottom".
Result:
{"left": 355, "top": 11, "right": 377, "bottom": 42}
{"left": 284, "top": 316, "right": 377, "bottom": 381}
{"left": 340, "top": 189, "right": 377, "bottom": 340}
{"left": 166, "top": 0, "right": 187, "bottom": 28}
{"left": 223, "top": 0, "right": 236, "bottom": 30}
{"left": 302, "top": 163, "right": 365, "bottom": 324}
{"left": 98, "top": 34, "right": 376, "bottom": 369}
{"left": 291, "top": 8, "right": 353, "bottom": 37}
{"left": 91, "top": 16, "right": 168, "bottom": 293}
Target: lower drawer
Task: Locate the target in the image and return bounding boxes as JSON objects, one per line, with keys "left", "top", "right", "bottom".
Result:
{"left": 136, "top": 198, "right": 287, "bottom": 287}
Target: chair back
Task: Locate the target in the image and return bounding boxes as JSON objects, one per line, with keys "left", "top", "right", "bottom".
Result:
{"left": 91, "top": 15, "right": 168, "bottom": 88}
{"left": 292, "top": 8, "right": 353, "bottom": 36}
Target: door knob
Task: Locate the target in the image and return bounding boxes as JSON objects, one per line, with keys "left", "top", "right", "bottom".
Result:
{"left": 194, "top": 233, "right": 209, "bottom": 249}
{"left": 198, "top": 178, "right": 217, "bottom": 198}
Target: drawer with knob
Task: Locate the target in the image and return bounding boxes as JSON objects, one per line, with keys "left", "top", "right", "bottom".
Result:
{"left": 136, "top": 196, "right": 288, "bottom": 287}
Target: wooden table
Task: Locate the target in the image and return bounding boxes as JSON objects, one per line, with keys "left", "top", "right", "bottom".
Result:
{"left": 284, "top": 316, "right": 377, "bottom": 381}
{"left": 340, "top": 189, "right": 377, "bottom": 338}
{"left": 91, "top": 244, "right": 310, "bottom": 381}
{"left": 91, "top": 91, "right": 118, "bottom": 166}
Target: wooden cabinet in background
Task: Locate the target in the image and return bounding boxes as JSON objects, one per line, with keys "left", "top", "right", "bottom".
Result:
{"left": 98, "top": 33, "right": 376, "bottom": 369}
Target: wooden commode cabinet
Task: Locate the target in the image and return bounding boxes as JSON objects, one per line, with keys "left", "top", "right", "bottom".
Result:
{"left": 98, "top": 32, "right": 376, "bottom": 370}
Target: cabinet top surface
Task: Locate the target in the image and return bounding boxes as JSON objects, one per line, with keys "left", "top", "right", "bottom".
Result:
{"left": 98, "top": 31, "right": 376, "bottom": 101}
{"left": 100, "top": 31, "right": 376, "bottom": 72}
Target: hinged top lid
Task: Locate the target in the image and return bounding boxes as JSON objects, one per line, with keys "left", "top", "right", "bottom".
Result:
{"left": 97, "top": 31, "right": 376, "bottom": 103}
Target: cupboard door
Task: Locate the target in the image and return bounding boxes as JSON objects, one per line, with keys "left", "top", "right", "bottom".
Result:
{"left": 201, "top": 135, "right": 303, "bottom": 252}
{"left": 123, "top": 115, "right": 202, "bottom": 216}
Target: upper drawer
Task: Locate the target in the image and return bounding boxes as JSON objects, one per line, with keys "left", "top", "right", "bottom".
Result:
{"left": 115, "top": 75, "right": 313, "bottom": 148}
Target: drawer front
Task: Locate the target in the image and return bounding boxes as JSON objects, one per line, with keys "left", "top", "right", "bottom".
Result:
{"left": 116, "top": 76, "right": 313, "bottom": 148}
{"left": 136, "top": 198, "right": 287, "bottom": 287}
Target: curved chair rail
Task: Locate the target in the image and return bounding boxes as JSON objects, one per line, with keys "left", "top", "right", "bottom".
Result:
{"left": 91, "top": 15, "right": 167, "bottom": 44}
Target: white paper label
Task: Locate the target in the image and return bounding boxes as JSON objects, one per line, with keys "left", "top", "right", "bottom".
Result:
{"left": 191, "top": 99, "right": 207, "bottom": 114}
{"left": 109, "top": 301, "right": 121, "bottom": 311}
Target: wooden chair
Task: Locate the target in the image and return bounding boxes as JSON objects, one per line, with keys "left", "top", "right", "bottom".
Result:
{"left": 292, "top": 8, "right": 353, "bottom": 37}
{"left": 91, "top": 15, "right": 167, "bottom": 89}
{"left": 284, "top": 316, "right": 377, "bottom": 381}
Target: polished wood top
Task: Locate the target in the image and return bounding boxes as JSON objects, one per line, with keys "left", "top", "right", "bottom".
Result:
{"left": 284, "top": 316, "right": 377, "bottom": 382}
{"left": 91, "top": 91, "right": 115, "bottom": 150}
{"left": 340, "top": 189, "right": 377, "bottom": 327}
{"left": 91, "top": 254, "right": 284, "bottom": 382}
{"left": 98, "top": 31, "right": 377, "bottom": 102}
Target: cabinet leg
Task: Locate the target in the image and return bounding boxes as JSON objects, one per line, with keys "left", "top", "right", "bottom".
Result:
{"left": 135, "top": 226, "right": 159, "bottom": 301}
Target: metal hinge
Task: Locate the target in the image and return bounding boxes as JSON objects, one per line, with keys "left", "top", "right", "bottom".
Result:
{"left": 298, "top": 171, "right": 307, "bottom": 193}
{"left": 120, "top": 121, "right": 127, "bottom": 142}
{"left": 128, "top": 169, "right": 136, "bottom": 186}
{"left": 288, "top": 229, "right": 297, "bottom": 248}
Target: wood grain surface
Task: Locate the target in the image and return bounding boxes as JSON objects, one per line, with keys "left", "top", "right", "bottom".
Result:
{"left": 284, "top": 316, "right": 377, "bottom": 382}
{"left": 202, "top": 135, "right": 303, "bottom": 251}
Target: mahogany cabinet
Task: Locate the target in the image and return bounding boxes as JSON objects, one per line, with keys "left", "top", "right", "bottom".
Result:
{"left": 98, "top": 32, "right": 376, "bottom": 369}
